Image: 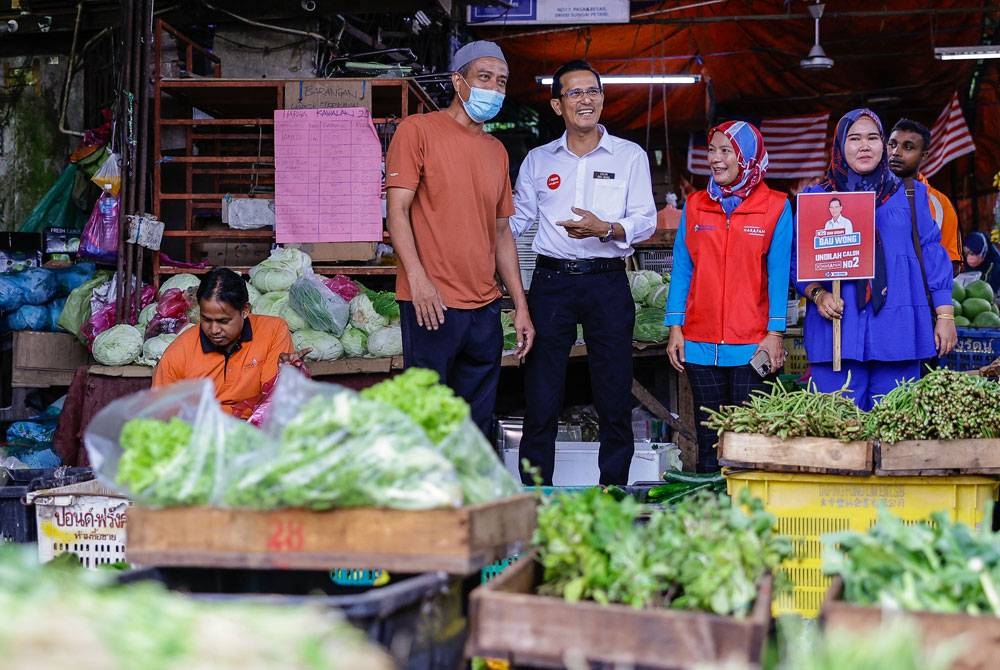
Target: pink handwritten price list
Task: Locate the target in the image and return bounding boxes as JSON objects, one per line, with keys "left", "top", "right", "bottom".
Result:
{"left": 274, "top": 107, "right": 383, "bottom": 243}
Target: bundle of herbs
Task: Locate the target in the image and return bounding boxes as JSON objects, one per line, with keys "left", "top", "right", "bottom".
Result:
{"left": 865, "top": 368, "right": 1000, "bottom": 442}
{"left": 823, "top": 505, "right": 1000, "bottom": 616}
{"left": 532, "top": 488, "right": 790, "bottom": 616}
{"left": 702, "top": 381, "right": 867, "bottom": 442}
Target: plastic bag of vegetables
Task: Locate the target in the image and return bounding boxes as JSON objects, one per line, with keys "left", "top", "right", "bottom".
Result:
{"left": 225, "top": 370, "right": 462, "bottom": 510}
{"left": 288, "top": 273, "right": 349, "bottom": 336}
{"left": 7, "top": 304, "right": 50, "bottom": 331}
{"left": 84, "top": 379, "right": 264, "bottom": 506}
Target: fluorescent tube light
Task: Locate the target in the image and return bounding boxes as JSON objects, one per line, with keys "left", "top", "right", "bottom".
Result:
{"left": 934, "top": 46, "right": 1000, "bottom": 61}
{"left": 535, "top": 74, "right": 701, "bottom": 85}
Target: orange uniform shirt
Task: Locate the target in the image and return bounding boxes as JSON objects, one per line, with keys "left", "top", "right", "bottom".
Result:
{"left": 385, "top": 110, "right": 514, "bottom": 308}
{"left": 918, "top": 173, "right": 961, "bottom": 262}
{"left": 152, "top": 314, "right": 292, "bottom": 419}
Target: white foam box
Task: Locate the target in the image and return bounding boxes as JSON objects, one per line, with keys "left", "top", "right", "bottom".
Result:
{"left": 502, "top": 442, "right": 676, "bottom": 486}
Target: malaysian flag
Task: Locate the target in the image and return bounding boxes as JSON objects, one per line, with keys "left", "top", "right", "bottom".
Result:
{"left": 921, "top": 92, "right": 976, "bottom": 178}
{"left": 687, "top": 113, "right": 830, "bottom": 179}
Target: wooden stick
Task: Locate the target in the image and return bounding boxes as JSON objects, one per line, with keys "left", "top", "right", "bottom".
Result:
{"left": 832, "top": 280, "right": 842, "bottom": 372}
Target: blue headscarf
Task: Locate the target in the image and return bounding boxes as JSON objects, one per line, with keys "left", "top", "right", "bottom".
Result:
{"left": 819, "top": 108, "right": 900, "bottom": 205}
{"left": 706, "top": 120, "right": 769, "bottom": 217}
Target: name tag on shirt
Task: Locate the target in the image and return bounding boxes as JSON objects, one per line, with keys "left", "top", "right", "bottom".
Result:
{"left": 593, "top": 171, "right": 615, "bottom": 180}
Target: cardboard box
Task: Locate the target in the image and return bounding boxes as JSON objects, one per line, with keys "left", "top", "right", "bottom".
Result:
{"left": 192, "top": 241, "right": 271, "bottom": 268}
{"left": 285, "top": 242, "right": 377, "bottom": 263}
{"left": 9, "top": 331, "right": 90, "bottom": 387}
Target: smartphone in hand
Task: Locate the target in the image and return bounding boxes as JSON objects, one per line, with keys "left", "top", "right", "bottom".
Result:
{"left": 749, "top": 349, "right": 772, "bottom": 377}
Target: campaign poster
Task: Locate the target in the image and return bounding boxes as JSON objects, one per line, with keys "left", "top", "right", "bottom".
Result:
{"left": 795, "top": 191, "right": 875, "bottom": 282}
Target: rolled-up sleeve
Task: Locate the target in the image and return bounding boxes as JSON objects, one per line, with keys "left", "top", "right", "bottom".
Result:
{"left": 613, "top": 147, "right": 657, "bottom": 249}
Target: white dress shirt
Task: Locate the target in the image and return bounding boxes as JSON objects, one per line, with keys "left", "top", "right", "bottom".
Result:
{"left": 509, "top": 125, "right": 657, "bottom": 259}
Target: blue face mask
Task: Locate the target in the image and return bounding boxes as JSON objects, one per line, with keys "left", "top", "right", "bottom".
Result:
{"left": 459, "top": 77, "right": 504, "bottom": 123}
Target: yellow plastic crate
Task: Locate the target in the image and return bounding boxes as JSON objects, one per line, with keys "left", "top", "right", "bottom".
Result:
{"left": 726, "top": 470, "right": 999, "bottom": 618}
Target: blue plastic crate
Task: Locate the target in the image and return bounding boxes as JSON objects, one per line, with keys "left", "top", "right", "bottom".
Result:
{"left": 940, "top": 326, "right": 1000, "bottom": 371}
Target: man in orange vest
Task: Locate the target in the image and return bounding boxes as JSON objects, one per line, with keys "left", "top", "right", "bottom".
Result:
{"left": 888, "top": 119, "right": 962, "bottom": 275}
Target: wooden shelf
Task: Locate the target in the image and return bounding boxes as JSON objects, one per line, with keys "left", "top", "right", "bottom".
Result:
{"left": 162, "top": 229, "right": 273, "bottom": 238}
{"left": 158, "top": 264, "right": 398, "bottom": 276}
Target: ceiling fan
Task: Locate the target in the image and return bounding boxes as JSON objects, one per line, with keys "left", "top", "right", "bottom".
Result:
{"left": 800, "top": 1, "right": 834, "bottom": 70}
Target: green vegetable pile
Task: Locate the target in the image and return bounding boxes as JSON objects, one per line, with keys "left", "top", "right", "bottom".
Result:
{"left": 0, "top": 547, "right": 393, "bottom": 670}
{"left": 117, "top": 417, "right": 193, "bottom": 494}
{"left": 702, "top": 380, "right": 867, "bottom": 442}
{"left": 823, "top": 506, "right": 1000, "bottom": 616}
{"left": 774, "top": 618, "right": 960, "bottom": 670}
{"left": 866, "top": 368, "right": 1000, "bottom": 442}
{"left": 629, "top": 270, "right": 672, "bottom": 343}
{"left": 533, "top": 488, "right": 790, "bottom": 616}
{"left": 361, "top": 369, "right": 522, "bottom": 503}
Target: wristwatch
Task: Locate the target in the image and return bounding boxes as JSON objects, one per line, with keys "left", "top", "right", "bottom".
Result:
{"left": 599, "top": 223, "right": 615, "bottom": 243}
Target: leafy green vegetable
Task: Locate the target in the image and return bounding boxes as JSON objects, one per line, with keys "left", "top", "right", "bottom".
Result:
{"left": 117, "top": 417, "right": 193, "bottom": 495}
{"left": 533, "top": 488, "right": 790, "bottom": 616}
{"left": 823, "top": 504, "right": 1000, "bottom": 616}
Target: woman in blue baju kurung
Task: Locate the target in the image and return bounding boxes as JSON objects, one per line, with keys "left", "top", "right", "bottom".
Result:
{"left": 793, "top": 108, "right": 957, "bottom": 410}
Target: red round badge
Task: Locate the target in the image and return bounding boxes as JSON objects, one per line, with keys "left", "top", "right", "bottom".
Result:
{"left": 546, "top": 173, "right": 561, "bottom": 190}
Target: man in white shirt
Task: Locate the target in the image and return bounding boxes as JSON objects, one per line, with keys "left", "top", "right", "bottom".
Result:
{"left": 823, "top": 197, "right": 855, "bottom": 234}
{"left": 509, "top": 60, "right": 656, "bottom": 485}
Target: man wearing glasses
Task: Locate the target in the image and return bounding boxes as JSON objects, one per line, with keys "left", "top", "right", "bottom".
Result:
{"left": 510, "top": 60, "right": 656, "bottom": 485}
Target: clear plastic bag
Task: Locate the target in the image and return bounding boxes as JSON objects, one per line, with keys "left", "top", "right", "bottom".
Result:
{"left": 438, "top": 416, "right": 522, "bottom": 504}
{"left": 90, "top": 151, "right": 121, "bottom": 196}
{"left": 84, "top": 379, "right": 264, "bottom": 505}
{"left": 222, "top": 370, "right": 462, "bottom": 510}
{"left": 288, "top": 272, "right": 349, "bottom": 336}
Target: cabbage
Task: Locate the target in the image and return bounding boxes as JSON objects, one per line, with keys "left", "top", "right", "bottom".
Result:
{"left": 137, "top": 303, "right": 157, "bottom": 332}
{"left": 371, "top": 291, "right": 400, "bottom": 320}
{"left": 645, "top": 283, "right": 669, "bottom": 309}
{"left": 158, "top": 273, "right": 201, "bottom": 297}
{"left": 633, "top": 307, "right": 670, "bottom": 343}
{"left": 367, "top": 326, "right": 403, "bottom": 357}
{"left": 292, "top": 329, "right": 343, "bottom": 361}
{"left": 268, "top": 246, "right": 312, "bottom": 275}
{"left": 349, "top": 293, "right": 389, "bottom": 335}
{"left": 278, "top": 302, "right": 308, "bottom": 332}
{"left": 246, "top": 282, "right": 261, "bottom": 306}
{"left": 92, "top": 324, "right": 143, "bottom": 365}
{"left": 7, "top": 304, "right": 49, "bottom": 331}
{"left": 249, "top": 260, "right": 297, "bottom": 292}
{"left": 637, "top": 270, "right": 664, "bottom": 288}
{"left": 252, "top": 291, "right": 288, "bottom": 317}
{"left": 288, "top": 275, "right": 349, "bottom": 336}
{"left": 339, "top": 325, "right": 368, "bottom": 357}
{"left": 137, "top": 333, "right": 177, "bottom": 367}
{"left": 19, "top": 268, "right": 58, "bottom": 305}
{"left": 627, "top": 271, "right": 652, "bottom": 303}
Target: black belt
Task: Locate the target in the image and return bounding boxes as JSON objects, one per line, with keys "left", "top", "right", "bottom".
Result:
{"left": 535, "top": 254, "right": 625, "bottom": 275}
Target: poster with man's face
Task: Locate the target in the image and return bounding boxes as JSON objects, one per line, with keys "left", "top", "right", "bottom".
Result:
{"left": 795, "top": 191, "right": 876, "bottom": 282}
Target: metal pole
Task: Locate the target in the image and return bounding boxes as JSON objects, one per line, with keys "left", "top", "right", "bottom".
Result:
{"left": 115, "top": 0, "right": 135, "bottom": 324}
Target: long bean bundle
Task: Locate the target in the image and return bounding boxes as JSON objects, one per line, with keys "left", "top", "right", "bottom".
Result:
{"left": 865, "top": 368, "right": 1000, "bottom": 442}
{"left": 702, "top": 381, "right": 867, "bottom": 442}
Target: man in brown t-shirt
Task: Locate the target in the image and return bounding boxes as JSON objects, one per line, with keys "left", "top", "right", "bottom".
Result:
{"left": 385, "top": 40, "right": 534, "bottom": 436}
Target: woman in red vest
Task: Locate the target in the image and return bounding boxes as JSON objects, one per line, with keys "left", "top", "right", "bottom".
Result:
{"left": 664, "top": 121, "right": 793, "bottom": 471}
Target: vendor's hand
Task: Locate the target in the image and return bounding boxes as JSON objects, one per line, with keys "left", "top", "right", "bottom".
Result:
{"left": 666, "top": 326, "right": 685, "bottom": 373}
{"left": 815, "top": 290, "right": 844, "bottom": 321}
{"left": 512, "top": 307, "right": 535, "bottom": 361}
{"left": 935, "top": 317, "right": 958, "bottom": 356}
{"left": 556, "top": 208, "right": 607, "bottom": 239}
{"left": 279, "top": 347, "right": 312, "bottom": 368}
{"left": 410, "top": 273, "right": 447, "bottom": 330}
{"left": 757, "top": 332, "right": 786, "bottom": 371}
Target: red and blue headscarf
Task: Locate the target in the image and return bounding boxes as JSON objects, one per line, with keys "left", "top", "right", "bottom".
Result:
{"left": 820, "top": 108, "right": 900, "bottom": 205}
{"left": 706, "top": 120, "right": 768, "bottom": 216}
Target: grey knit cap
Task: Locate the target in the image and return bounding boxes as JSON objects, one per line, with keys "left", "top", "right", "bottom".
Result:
{"left": 450, "top": 40, "right": 507, "bottom": 72}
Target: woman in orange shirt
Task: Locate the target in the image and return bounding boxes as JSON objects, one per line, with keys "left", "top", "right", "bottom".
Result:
{"left": 153, "top": 268, "right": 305, "bottom": 419}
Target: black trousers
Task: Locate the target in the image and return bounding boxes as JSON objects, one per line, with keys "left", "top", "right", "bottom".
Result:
{"left": 399, "top": 299, "right": 502, "bottom": 437}
{"left": 686, "top": 362, "right": 771, "bottom": 472}
{"left": 518, "top": 267, "right": 635, "bottom": 486}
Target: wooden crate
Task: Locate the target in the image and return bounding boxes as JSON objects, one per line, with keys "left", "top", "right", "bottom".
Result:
{"left": 718, "top": 432, "right": 874, "bottom": 475}
{"left": 821, "top": 576, "right": 998, "bottom": 670}
{"left": 9, "top": 331, "right": 90, "bottom": 387}
{"left": 466, "top": 550, "right": 772, "bottom": 669}
{"left": 127, "top": 494, "right": 536, "bottom": 575}
{"left": 876, "top": 439, "right": 1000, "bottom": 475}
